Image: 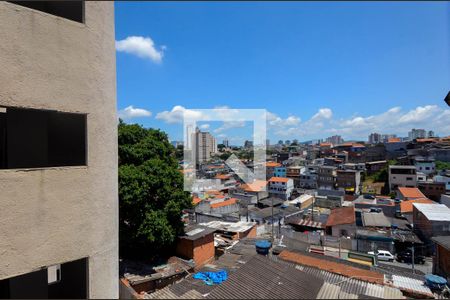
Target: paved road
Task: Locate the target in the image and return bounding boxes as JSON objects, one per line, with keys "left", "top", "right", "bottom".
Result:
{"left": 379, "top": 258, "right": 433, "bottom": 275}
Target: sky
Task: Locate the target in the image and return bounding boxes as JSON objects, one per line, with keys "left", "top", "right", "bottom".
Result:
{"left": 115, "top": 1, "right": 450, "bottom": 145}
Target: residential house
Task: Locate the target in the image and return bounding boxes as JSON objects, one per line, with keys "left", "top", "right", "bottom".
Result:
{"left": 396, "top": 187, "right": 426, "bottom": 200}
{"left": 388, "top": 165, "right": 417, "bottom": 191}
{"left": 274, "top": 166, "right": 287, "bottom": 177}
{"left": 268, "top": 177, "right": 294, "bottom": 200}
{"left": 336, "top": 169, "right": 361, "bottom": 194}
{"left": 325, "top": 206, "right": 356, "bottom": 238}
{"left": 236, "top": 180, "right": 268, "bottom": 201}
{"left": 399, "top": 197, "right": 434, "bottom": 218}
{"left": 299, "top": 168, "right": 318, "bottom": 189}
{"left": 417, "top": 181, "right": 446, "bottom": 201}
{"left": 286, "top": 166, "right": 303, "bottom": 187}
{"left": 434, "top": 171, "right": 450, "bottom": 192}
{"left": 317, "top": 166, "right": 337, "bottom": 190}
{"left": 365, "top": 161, "right": 387, "bottom": 175}
{"left": 414, "top": 156, "right": 436, "bottom": 176}
{"left": 431, "top": 236, "right": 450, "bottom": 281}
{"left": 266, "top": 161, "right": 282, "bottom": 179}
{"left": 353, "top": 196, "right": 397, "bottom": 217}
{"left": 412, "top": 203, "right": 450, "bottom": 247}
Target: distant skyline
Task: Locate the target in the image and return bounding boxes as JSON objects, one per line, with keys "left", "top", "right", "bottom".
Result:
{"left": 115, "top": 2, "right": 450, "bottom": 144}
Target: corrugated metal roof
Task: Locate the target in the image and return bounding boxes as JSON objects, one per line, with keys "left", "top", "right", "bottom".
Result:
{"left": 206, "top": 255, "right": 324, "bottom": 299}
{"left": 412, "top": 203, "right": 450, "bottom": 221}
{"left": 390, "top": 275, "right": 433, "bottom": 297}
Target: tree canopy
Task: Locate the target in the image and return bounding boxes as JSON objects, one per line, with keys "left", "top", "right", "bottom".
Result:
{"left": 118, "top": 120, "right": 192, "bottom": 258}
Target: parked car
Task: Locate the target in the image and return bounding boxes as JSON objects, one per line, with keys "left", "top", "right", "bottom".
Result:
{"left": 396, "top": 251, "right": 425, "bottom": 264}
{"left": 368, "top": 250, "right": 394, "bottom": 262}
{"left": 369, "top": 207, "right": 382, "bottom": 213}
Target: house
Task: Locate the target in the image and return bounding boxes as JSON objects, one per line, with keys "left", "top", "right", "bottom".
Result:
{"left": 268, "top": 177, "right": 294, "bottom": 200}
{"left": 412, "top": 203, "right": 450, "bottom": 246}
{"left": 317, "top": 166, "right": 337, "bottom": 190}
{"left": 176, "top": 225, "right": 216, "bottom": 267}
{"left": 266, "top": 161, "right": 282, "bottom": 178}
{"left": 0, "top": 2, "right": 117, "bottom": 298}
{"left": 361, "top": 212, "right": 391, "bottom": 229}
{"left": 417, "top": 181, "right": 446, "bottom": 201}
{"left": 273, "top": 166, "right": 287, "bottom": 177}
{"left": 199, "top": 220, "right": 257, "bottom": 240}
{"left": 299, "top": 168, "right": 318, "bottom": 189}
{"left": 388, "top": 165, "right": 417, "bottom": 191}
{"left": 237, "top": 179, "right": 268, "bottom": 201}
{"left": 286, "top": 166, "right": 303, "bottom": 187}
{"left": 315, "top": 189, "right": 344, "bottom": 209}
{"left": 414, "top": 156, "right": 436, "bottom": 176}
{"left": 366, "top": 160, "right": 387, "bottom": 175}
{"left": 432, "top": 236, "right": 450, "bottom": 281}
{"left": 288, "top": 194, "right": 314, "bottom": 210}
{"left": 325, "top": 206, "right": 356, "bottom": 238}
{"left": 434, "top": 171, "right": 450, "bottom": 192}
{"left": 336, "top": 169, "right": 361, "bottom": 194}
{"left": 399, "top": 197, "right": 434, "bottom": 216}
{"left": 396, "top": 187, "right": 426, "bottom": 200}
{"left": 353, "top": 196, "right": 397, "bottom": 217}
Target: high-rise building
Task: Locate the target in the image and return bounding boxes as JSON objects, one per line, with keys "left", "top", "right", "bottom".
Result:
{"left": 326, "top": 135, "right": 343, "bottom": 145}
{"left": 193, "top": 128, "right": 216, "bottom": 165}
{"left": 244, "top": 140, "right": 254, "bottom": 149}
{"left": 368, "top": 133, "right": 382, "bottom": 144}
{"left": 408, "top": 128, "right": 426, "bottom": 140}
{"left": 222, "top": 139, "right": 229, "bottom": 147}
{"left": 0, "top": 2, "right": 117, "bottom": 298}
{"left": 381, "top": 134, "right": 397, "bottom": 143}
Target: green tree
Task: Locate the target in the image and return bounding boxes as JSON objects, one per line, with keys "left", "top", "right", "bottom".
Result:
{"left": 436, "top": 160, "right": 450, "bottom": 171}
{"left": 118, "top": 120, "right": 192, "bottom": 258}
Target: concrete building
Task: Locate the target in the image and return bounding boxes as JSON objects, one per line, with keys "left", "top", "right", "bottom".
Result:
{"left": 408, "top": 128, "right": 426, "bottom": 140}
{"left": 368, "top": 133, "right": 382, "bottom": 144}
{"left": 192, "top": 128, "right": 217, "bottom": 166}
{"left": 299, "top": 169, "right": 318, "bottom": 189}
{"left": 326, "top": 135, "right": 343, "bottom": 146}
{"left": 412, "top": 203, "right": 450, "bottom": 245}
{"left": 336, "top": 169, "right": 361, "bottom": 194}
{"left": 274, "top": 166, "right": 287, "bottom": 177}
{"left": 432, "top": 236, "right": 450, "bottom": 281}
{"left": 388, "top": 165, "right": 417, "bottom": 191}
{"left": 417, "top": 181, "right": 446, "bottom": 201}
{"left": 268, "top": 177, "right": 294, "bottom": 200}
{"left": 414, "top": 156, "right": 436, "bottom": 176}
{"left": 325, "top": 207, "right": 356, "bottom": 238}
{"left": 0, "top": 2, "right": 117, "bottom": 298}
{"left": 317, "top": 166, "right": 337, "bottom": 190}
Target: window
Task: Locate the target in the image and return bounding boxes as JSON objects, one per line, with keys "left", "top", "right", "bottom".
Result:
{"left": 0, "top": 107, "right": 86, "bottom": 169}
{"left": 406, "top": 177, "right": 413, "bottom": 181}
{"left": 9, "top": 1, "right": 84, "bottom": 23}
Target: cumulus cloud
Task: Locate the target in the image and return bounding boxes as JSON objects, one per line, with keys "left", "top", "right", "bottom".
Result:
{"left": 267, "top": 111, "right": 301, "bottom": 127}
{"left": 118, "top": 106, "right": 152, "bottom": 119}
{"left": 155, "top": 106, "right": 206, "bottom": 124}
{"left": 116, "top": 36, "right": 165, "bottom": 63}
{"left": 199, "top": 123, "right": 210, "bottom": 130}
{"left": 311, "top": 108, "right": 333, "bottom": 120}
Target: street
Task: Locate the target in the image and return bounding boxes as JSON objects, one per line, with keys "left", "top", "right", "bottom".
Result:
{"left": 379, "top": 258, "right": 433, "bottom": 275}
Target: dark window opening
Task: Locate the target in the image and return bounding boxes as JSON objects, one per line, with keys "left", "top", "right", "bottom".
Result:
{"left": 8, "top": 1, "right": 84, "bottom": 23}
{"left": 0, "top": 258, "right": 88, "bottom": 299}
{"left": 0, "top": 107, "right": 86, "bottom": 169}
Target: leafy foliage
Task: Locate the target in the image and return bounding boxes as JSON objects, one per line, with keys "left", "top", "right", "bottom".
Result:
{"left": 118, "top": 120, "right": 192, "bottom": 258}
{"left": 436, "top": 160, "right": 450, "bottom": 171}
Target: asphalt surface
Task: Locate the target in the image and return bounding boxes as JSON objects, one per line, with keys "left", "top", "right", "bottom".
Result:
{"left": 379, "top": 257, "right": 433, "bottom": 275}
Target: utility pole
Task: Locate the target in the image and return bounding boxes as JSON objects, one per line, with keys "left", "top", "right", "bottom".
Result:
{"left": 271, "top": 197, "right": 274, "bottom": 243}
{"left": 411, "top": 223, "right": 415, "bottom": 274}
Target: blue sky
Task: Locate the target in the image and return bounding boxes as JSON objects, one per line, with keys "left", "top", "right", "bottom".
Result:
{"left": 115, "top": 1, "right": 450, "bottom": 145}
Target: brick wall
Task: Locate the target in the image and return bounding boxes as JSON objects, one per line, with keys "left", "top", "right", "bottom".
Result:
{"left": 435, "top": 245, "right": 450, "bottom": 279}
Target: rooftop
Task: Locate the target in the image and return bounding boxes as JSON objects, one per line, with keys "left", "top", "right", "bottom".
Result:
{"left": 266, "top": 161, "right": 282, "bottom": 167}
{"left": 240, "top": 180, "right": 267, "bottom": 192}
{"left": 389, "top": 165, "right": 416, "bottom": 169}
{"left": 259, "top": 197, "right": 285, "bottom": 207}
{"left": 210, "top": 198, "right": 237, "bottom": 209}
{"left": 400, "top": 198, "right": 434, "bottom": 213}
{"left": 397, "top": 187, "right": 425, "bottom": 199}
{"left": 268, "top": 176, "right": 290, "bottom": 183}
{"left": 326, "top": 206, "right": 355, "bottom": 226}
{"left": 199, "top": 221, "right": 256, "bottom": 233}
{"left": 362, "top": 212, "right": 391, "bottom": 227}
{"left": 432, "top": 235, "right": 450, "bottom": 251}
{"left": 180, "top": 225, "right": 217, "bottom": 241}
{"left": 413, "top": 203, "right": 450, "bottom": 221}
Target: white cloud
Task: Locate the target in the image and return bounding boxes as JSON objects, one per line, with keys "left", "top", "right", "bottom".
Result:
{"left": 116, "top": 36, "right": 165, "bottom": 63}
{"left": 267, "top": 111, "right": 301, "bottom": 127}
{"left": 156, "top": 106, "right": 206, "bottom": 124}
{"left": 312, "top": 108, "right": 333, "bottom": 120}
{"left": 214, "top": 121, "right": 246, "bottom": 133}
{"left": 118, "top": 106, "right": 152, "bottom": 119}
{"left": 199, "top": 123, "right": 210, "bottom": 130}
{"left": 398, "top": 105, "right": 439, "bottom": 124}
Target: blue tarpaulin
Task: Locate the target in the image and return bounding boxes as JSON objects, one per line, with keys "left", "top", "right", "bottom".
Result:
{"left": 192, "top": 270, "right": 228, "bottom": 285}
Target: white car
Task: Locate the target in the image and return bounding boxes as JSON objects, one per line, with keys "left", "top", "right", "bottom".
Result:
{"left": 368, "top": 250, "right": 394, "bottom": 262}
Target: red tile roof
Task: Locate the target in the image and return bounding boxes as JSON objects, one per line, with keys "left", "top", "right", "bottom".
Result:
{"left": 215, "top": 174, "right": 231, "bottom": 180}
{"left": 326, "top": 206, "right": 355, "bottom": 226}
{"left": 210, "top": 198, "right": 237, "bottom": 208}
{"left": 266, "top": 161, "right": 282, "bottom": 167}
{"left": 279, "top": 250, "right": 384, "bottom": 285}
{"left": 398, "top": 187, "right": 426, "bottom": 199}
{"left": 241, "top": 180, "right": 267, "bottom": 192}
{"left": 192, "top": 197, "right": 202, "bottom": 205}
{"left": 269, "top": 177, "right": 290, "bottom": 183}
{"left": 400, "top": 198, "right": 434, "bottom": 213}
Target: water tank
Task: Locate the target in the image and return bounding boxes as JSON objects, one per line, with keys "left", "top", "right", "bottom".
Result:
{"left": 425, "top": 274, "right": 448, "bottom": 291}
{"left": 255, "top": 240, "right": 272, "bottom": 255}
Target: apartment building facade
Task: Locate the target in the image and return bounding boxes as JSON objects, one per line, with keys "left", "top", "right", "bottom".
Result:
{"left": 0, "top": 2, "right": 117, "bottom": 298}
{"left": 193, "top": 128, "right": 217, "bottom": 166}
{"left": 388, "top": 165, "right": 417, "bottom": 192}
